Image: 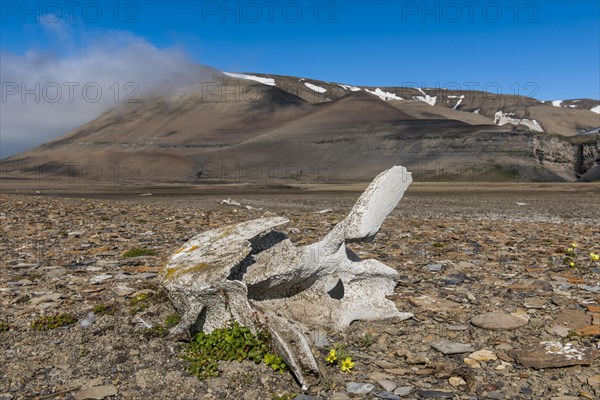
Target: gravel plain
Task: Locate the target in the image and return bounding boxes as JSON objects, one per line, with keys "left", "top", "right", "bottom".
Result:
{"left": 1, "top": 183, "right": 599, "bottom": 399}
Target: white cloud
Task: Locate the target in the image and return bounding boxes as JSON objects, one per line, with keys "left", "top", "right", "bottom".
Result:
{"left": 1, "top": 29, "right": 204, "bottom": 158}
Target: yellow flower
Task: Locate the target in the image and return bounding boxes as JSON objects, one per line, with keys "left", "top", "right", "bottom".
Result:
{"left": 567, "top": 247, "right": 574, "bottom": 253}
{"left": 571, "top": 243, "right": 578, "bottom": 248}
{"left": 569, "top": 261, "right": 576, "bottom": 267}
{"left": 591, "top": 253, "right": 599, "bottom": 262}
{"left": 325, "top": 349, "right": 337, "bottom": 364}
{"left": 340, "top": 357, "right": 355, "bottom": 372}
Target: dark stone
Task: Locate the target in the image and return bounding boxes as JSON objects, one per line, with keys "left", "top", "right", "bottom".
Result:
{"left": 441, "top": 273, "right": 469, "bottom": 285}
{"left": 417, "top": 390, "right": 456, "bottom": 398}
{"left": 375, "top": 392, "right": 401, "bottom": 400}
{"left": 519, "top": 386, "right": 532, "bottom": 395}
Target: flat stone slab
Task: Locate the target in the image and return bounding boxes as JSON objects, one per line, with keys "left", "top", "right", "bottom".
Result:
{"left": 394, "top": 387, "right": 413, "bottom": 396}
{"left": 553, "top": 309, "right": 591, "bottom": 330}
{"left": 73, "top": 385, "right": 118, "bottom": 400}
{"left": 347, "top": 382, "right": 375, "bottom": 394}
{"left": 471, "top": 312, "right": 528, "bottom": 330}
{"left": 523, "top": 297, "right": 547, "bottom": 309}
{"left": 512, "top": 341, "right": 598, "bottom": 369}
{"left": 431, "top": 340, "right": 474, "bottom": 355}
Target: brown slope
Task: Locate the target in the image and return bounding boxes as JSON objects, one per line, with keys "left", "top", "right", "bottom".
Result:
{"left": 234, "top": 73, "right": 600, "bottom": 136}
{"left": 234, "top": 90, "right": 416, "bottom": 143}
{"left": 388, "top": 100, "right": 494, "bottom": 125}
{"left": 1, "top": 81, "right": 323, "bottom": 183}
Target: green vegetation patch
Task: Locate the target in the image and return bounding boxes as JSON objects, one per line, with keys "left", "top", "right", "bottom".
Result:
{"left": 181, "top": 322, "right": 287, "bottom": 380}
{"left": 93, "top": 303, "right": 113, "bottom": 316}
{"left": 31, "top": 313, "right": 77, "bottom": 331}
{"left": 164, "top": 314, "right": 181, "bottom": 328}
{"left": 129, "top": 292, "right": 154, "bottom": 315}
{"left": 143, "top": 314, "right": 182, "bottom": 339}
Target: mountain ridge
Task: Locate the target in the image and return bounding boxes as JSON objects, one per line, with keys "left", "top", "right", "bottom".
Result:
{"left": 2, "top": 69, "right": 599, "bottom": 183}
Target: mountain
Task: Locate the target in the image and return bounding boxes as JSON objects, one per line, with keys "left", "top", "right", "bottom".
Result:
{"left": 2, "top": 71, "right": 599, "bottom": 184}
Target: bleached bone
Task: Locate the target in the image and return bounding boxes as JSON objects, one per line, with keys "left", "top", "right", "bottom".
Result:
{"left": 160, "top": 166, "right": 413, "bottom": 389}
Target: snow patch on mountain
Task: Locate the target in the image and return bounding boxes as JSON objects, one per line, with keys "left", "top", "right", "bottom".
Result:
{"left": 338, "top": 84, "right": 361, "bottom": 92}
{"left": 223, "top": 72, "right": 276, "bottom": 86}
{"left": 473, "top": 109, "right": 480, "bottom": 114}
{"left": 452, "top": 95, "right": 465, "bottom": 110}
{"left": 494, "top": 111, "right": 543, "bottom": 132}
{"left": 304, "top": 82, "right": 327, "bottom": 93}
{"left": 552, "top": 100, "right": 563, "bottom": 107}
{"left": 365, "top": 88, "right": 403, "bottom": 101}
{"left": 591, "top": 105, "right": 600, "bottom": 114}
{"left": 414, "top": 88, "right": 437, "bottom": 106}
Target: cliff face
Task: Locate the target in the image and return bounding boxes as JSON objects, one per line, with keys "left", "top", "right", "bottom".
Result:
{"left": 576, "top": 134, "right": 600, "bottom": 181}
{"left": 531, "top": 135, "right": 578, "bottom": 181}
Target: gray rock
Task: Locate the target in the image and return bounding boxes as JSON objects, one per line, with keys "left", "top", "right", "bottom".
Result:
{"left": 546, "top": 325, "right": 569, "bottom": 338}
{"left": 523, "top": 297, "right": 546, "bottom": 309}
{"left": 30, "top": 293, "right": 63, "bottom": 306}
{"left": 519, "top": 386, "right": 532, "bottom": 395}
{"left": 471, "top": 312, "right": 528, "bottom": 330}
{"left": 37, "top": 301, "right": 60, "bottom": 310}
{"left": 346, "top": 382, "right": 375, "bottom": 394}
{"left": 442, "top": 273, "right": 468, "bottom": 285}
{"left": 89, "top": 274, "right": 112, "bottom": 285}
{"left": 73, "top": 384, "right": 117, "bottom": 400}
{"left": 579, "top": 284, "right": 600, "bottom": 293}
{"left": 377, "top": 379, "right": 397, "bottom": 391}
{"left": 431, "top": 340, "right": 474, "bottom": 355}
{"left": 394, "top": 387, "right": 414, "bottom": 396}
{"left": 427, "top": 264, "right": 443, "bottom": 272}
{"left": 44, "top": 267, "right": 67, "bottom": 278}
{"left": 80, "top": 312, "right": 96, "bottom": 327}
{"left": 13, "top": 263, "right": 39, "bottom": 269}
{"left": 486, "top": 391, "right": 505, "bottom": 399}
{"left": 112, "top": 285, "right": 135, "bottom": 297}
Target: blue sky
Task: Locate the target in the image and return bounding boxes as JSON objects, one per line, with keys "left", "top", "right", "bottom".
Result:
{"left": 1, "top": 1, "right": 599, "bottom": 157}
{"left": 2, "top": 1, "right": 599, "bottom": 99}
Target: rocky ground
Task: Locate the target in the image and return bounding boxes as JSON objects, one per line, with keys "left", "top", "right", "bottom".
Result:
{"left": 1, "top": 185, "right": 599, "bottom": 399}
